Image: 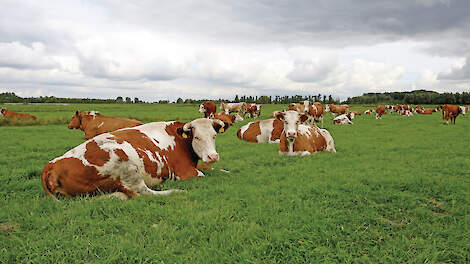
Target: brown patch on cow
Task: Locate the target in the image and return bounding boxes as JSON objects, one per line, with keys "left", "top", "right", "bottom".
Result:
{"left": 197, "top": 163, "right": 212, "bottom": 170}
{"left": 213, "top": 112, "right": 234, "bottom": 129}
{"left": 85, "top": 140, "right": 110, "bottom": 166}
{"left": 238, "top": 121, "right": 262, "bottom": 142}
{"left": 202, "top": 101, "right": 217, "bottom": 118}
{"left": 113, "top": 148, "right": 129, "bottom": 161}
{"left": 1, "top": 109, "right": 37, "bottom": 120}
{"left": 78, "top": 113, "right": 143, "bottom": 139}
{"left": 270, "top": 119, "right": 284, "bottom": 141}
{"left": 41, "top": 157, "right": 133, "bottom": 198}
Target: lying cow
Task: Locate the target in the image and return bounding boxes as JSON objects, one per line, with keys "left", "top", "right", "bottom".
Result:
{"left": 416, "top": 108, "right": 434, "bottom": 114}
{"left": 237, "top": 118, "right": 284, "bottom": 143}
{"left": 442, "top": 104, "right": 462, "bottom": 124}
{"left": 220, "top": 102, "right": 247, "bottom": 116}
{"left": 245, "top": 104, "right": 262, "bottom": 118}
{"left": 376, "top": 105, "right": 386, "bottom": 119}
{"left": 198, "top": 101, "right": 217, "bottom": 118}
{"left": 1, "top": 108, "right": 37, "bottom": 120}
{"left": 364, "top": 109, "right": 374, "bottom": 114}
{"left": 42, "top": 118, "right": 227, "bottom": 199}
{"left": 212, "top": 112, "right": 237, "bottom": 130}
{"left": 351, "top": 111, "right": 361, "bottom": 116}
{"left": 68, "top": 111, "right": 143, "bottom": 140}
{"left": 333, "top": 114, "right": 353, "bottom": 124}
{"left": 276, "top": 111, "right": 336, "bottom": 156}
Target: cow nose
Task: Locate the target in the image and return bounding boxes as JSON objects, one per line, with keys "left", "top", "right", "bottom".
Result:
{"left": 287, "top": 132, "right": 296, "bottom": 138}
{"left": 207, "top": 154, "right": 219, "bottom": 163}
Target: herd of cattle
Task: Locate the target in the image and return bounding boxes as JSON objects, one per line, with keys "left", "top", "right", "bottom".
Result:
{"left": 0, "top": 101, "right": 466, "bottom": 200}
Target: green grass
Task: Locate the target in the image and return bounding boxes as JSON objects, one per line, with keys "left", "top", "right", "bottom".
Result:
{"left": 0, "top": 104, "right": 469, "bottom": 263}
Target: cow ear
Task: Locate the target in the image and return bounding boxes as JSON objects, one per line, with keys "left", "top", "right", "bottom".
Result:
{"left": 177, "top": 127, "right": 192, "bottom": 139}
{"left": 231, "top": 115, "right": 236, "bottom": 123}
{"left": 212, "top": 119, "right": 226, "bottom": 133}
{"left": 300, "top": 114, "right": 309, "bottom": 123}
{"left": 275, "top": 111, "right": 285, "bottom": 121}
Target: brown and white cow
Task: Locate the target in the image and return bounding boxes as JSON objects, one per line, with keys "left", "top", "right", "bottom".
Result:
{"left": 212, "top": 112, "right": 237, "bottom": 130}
{"left": 376, "top": 105, "right": 386, "bottom": 119}
{"left": 245, "top": 103, "right": 262, "bottom": 118}
{"left": 333, "top": 114, "right": 353, "bottom": 124}
{"left": 325, "top": 104, "right": 349, "bottom": 116}
{"left": 42, "top": 118, "right": 227, "bottom": 199}
{"left": 68, "top": 111, "right": 143, "bottom": 140}
{"left": 198, "top": 101, "right": 217, "bottom": 118}
{"left": 0, "top": 108, "right": 37, "bottom": 120}
{"left": 220, "top": 102, "right": 247, "bottom": 116}
{"left": 351, "top": 111, "right": 361, "bottom": 116}
{"left": 364, "top": 109, "right": 374, "bottom": 114}
{"left": 276, "top": 111, "right": 336, "bottom": 156}
{"left": 442, "top": 104, "right": 462, "bottom": 124}
{"left": 237, "top": 118, "right": 284, "bottom": 143}
{"left": 416, "top": 108, "right": 434, "bottom": 114}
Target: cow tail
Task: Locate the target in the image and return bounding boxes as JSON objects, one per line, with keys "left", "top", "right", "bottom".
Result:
{"left": 41, "top": 164, "right": 59, "bottom": 200}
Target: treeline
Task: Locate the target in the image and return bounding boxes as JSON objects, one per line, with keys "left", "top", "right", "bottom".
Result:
{"left": 0, "top": 93, "right": 145, "bottom": 104}
{"left": 345, "top": 90, "right": 470, "bottom": 105}
{"left": 174, "top": 94, "right": 340, "bottom": 104}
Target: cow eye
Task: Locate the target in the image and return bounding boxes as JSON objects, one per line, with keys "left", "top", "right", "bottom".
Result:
{"left": 212, "top": 135, "right": 216, "bottom": 139}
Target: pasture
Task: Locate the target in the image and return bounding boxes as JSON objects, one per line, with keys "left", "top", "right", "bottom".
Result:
{"left": 0, "top": 103, "right": 469, "bottom": 263}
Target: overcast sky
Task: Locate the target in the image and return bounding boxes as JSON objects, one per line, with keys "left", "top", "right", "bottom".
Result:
{"left": 1, "top": 0, "right": 470, "bottom": 102}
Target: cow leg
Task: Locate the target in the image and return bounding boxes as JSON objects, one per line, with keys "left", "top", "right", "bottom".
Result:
{"left": 122, "top": 177, "right": 183, "bottom": 197}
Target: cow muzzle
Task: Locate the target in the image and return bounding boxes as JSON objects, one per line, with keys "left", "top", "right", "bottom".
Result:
{"left": 204, "top": 153, "right": 219, "bottom": 163}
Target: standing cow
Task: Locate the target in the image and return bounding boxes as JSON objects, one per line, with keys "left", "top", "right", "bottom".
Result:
{"left": 42, "top": 118, "right": 227, "bottom": 199}
{"left": 325, "top": 104, "right": 349, "bottom": 116}
{"left": 442, "top": 104, "right": 462, "bottom": 124}
{"left": 68, "top": 111, "right": 143, "bottom": 140}
{"left": 198, "top": 101, "right": 217, "bottom": 118}
{"left": 245, "top": 104, "right": 262, "bottom": 118}
{"left": 275, "top": 111, "right": 336, "bottom": 156}
{"left": 220, "top": 102, "right": 247, "bottom": 116}
{"left": 376, "top": 105, "right": 386, "bottom": 119}
{"left": 1, "top": 108, "right": 37, "bottom": 120}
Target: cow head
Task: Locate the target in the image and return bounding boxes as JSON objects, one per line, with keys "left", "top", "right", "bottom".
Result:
{"left": 0, "top": 108, "right": 6, "bottom": 116}
{"left": 459, "top": 106, "right": 466, "bottom": 115}
{"left": 198, "top": 104, "right": 205, "bottom": 113}
{"left": 177, "top": 118, "right": 226, "bottom": 163}
{"left": 325, "top": 104, "right": 331, "bottom": 112}
{"left": 68, "top": 111, "right": 82, "bottom": 129}
{"left": 276, "top": 110, "right": 308, "bottom": 142}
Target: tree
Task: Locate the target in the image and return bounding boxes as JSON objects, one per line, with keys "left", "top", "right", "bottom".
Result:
{"left": 234, "top": 95, "right": 239, "bottom": 102}
{"left": 176, "top": 98, "right": 184, "bottom": 104}
{"left": 134, "top": 97, "right": 140, "bottom": 104}
{"left": 116, "top": 96, "right": 123, "bottom": 103}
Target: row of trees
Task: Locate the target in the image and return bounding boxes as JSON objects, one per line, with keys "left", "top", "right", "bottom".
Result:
{"left": 345, "top": 90, "right": 470, "bottom": 105}
{"left": 174, "top": 94, "right": 340, "bottom": 105}
{"left": 0, "top": 93, "right": 144, "bottom": 104}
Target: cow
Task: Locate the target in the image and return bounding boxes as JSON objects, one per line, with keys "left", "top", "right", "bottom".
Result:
{"left": 0, "top": 108, "right": 37, "bottom": 120}
{"left": 275, "top": 111, "right": 336, "bottom": 156}
{"left": 364, "top": 109, "right": 374, "bottom": 114}
{"left": 220, "top": 102, "right": 247, "bottom": 116}
{"left": 198, "top": 101, "right": 217, "bottom": 118}
{"left": 416, "top": 108, "right": 434, "bottom": 115}
{"left": 442, "top": 104, "right": 462, "bottom": 124}
{"left": 459, "top": 106, "right": 467, "bottom": 116}
{"left": 41, "top": 118, "right": 228, "bottom": 199}
{"left": 375, "top": 105, "right": 386, "bottom": 119}
{"left": 333, "top": 114, "right": 353, "bottom": 124}
{"left": 401, "top": 110, "right": 413, "bottom": 116}
{"left": 245, "top": 104, "right": 262, "bottom": 118}
{"left": 211, "top": 112, "right": 236, "bottom": 130}
{"left": 290, "top": 102, "right": 324, "bottom": 126}
{"left": 288, "top": 103, "right": 306, "bottom": 113}
{"left": 68, "top": 111, "right": 143, "bottom": 140}
{"left": 237, "top": 118, "right": 284, "bottom": 143}
{"left": 325, "top": 104, "right": 349, "bottom": 116}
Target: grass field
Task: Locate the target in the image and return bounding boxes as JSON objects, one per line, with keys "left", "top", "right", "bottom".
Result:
{"left": 1, "top": 103, "right": 469, "bottom": 263}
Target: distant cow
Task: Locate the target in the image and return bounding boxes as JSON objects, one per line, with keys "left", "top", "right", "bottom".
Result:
{"left": 364, "top": 109, "right": 374, "bottom": 114}
{"left": 275, "top": 111, "right": 336, "bottom": 156}
{"left": 198, "top": 101, "right": 217, "bottom": 118}
{"left": 220, "top": 102, "right": 247, "bottom": 116}
{"left": 333, "top": 114, "right": 353, "bottom": 125}
{"left": 442, "top": 104, "right": 462, "bottom": 124}
{"left": 245, "top": 104, "right": 262, "bottom": 118}
{"left": 0, "top": 108, "right": 37, "bottom": 120}
{"left": 351, "top": 111, "right": 361, "bottom": 116}
{"left": 237, "top": 118, "right": 284, "bottom": 143}
{"left": 290, "top": 101, "right": 324, "bottom": 126}
{"left": 42, "top": 118, "right": 227, "bottom": 199}
{"left": 325, "top": 104, "right": 349, "bottom": 116}
{"left": 68, "top": 111, "right": 143, "bottom": 140}
{"left": 417, "top": 108, "right": 434, "bottom": 115}
{"left": 376, "top": 105, "right": 386, "bottom": 119}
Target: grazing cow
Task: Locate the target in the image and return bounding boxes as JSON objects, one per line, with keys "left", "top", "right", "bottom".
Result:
{"left": 0, "top": 108, "right": 37, "bottom": 120}
{"left": 376, "top": 105, "right": 386, "bottom": 119}
{"left": 325, "top": 104, "right": 349, "bottom": 116}
{"left": 364, "top": 109, "right": 374, "bottom": 114}
{"left": 212, "top": 112, "right": 236, "bottom": 130}
{"left": 42, "top": 118, "right": 227, "bottom": 199}
{"left": 442, "top": 104, "right": 462, "bottom": 124}
{"left": 237, "top": 118, "right": 284, "bottom": 143}
{"left": 68, "top": 111, "right": 143, "bottom": 140}
{"left": 220, "top": 102, "right": 247, "bottom": 116}
{"left": 333, "top": 114, "right": 353, "bottom": 124}
{"left": 198, "top": 101, "right": 217, "bottom": 118}
{"left": 276, "top": 111, "right": 336, "bottom": 156}
{"left": 245, "top": 104, "right": 262, "bottom": 118}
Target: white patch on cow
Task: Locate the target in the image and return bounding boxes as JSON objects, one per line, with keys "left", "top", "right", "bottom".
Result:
{"left": 88, "top": 111, "right": 99, "bottom": 119}
{"left": 297, "top": 124, "right": 312, "bottom": 137}
{"left": 258, "top": 119, "right": 275, "bottom": 143}
{"left": 234, "top": 113, "right": 244, "bottom": 122}
{"left": 318, "top": 129, "right": 336, "bottom": 153}
{"left": 334, "top": 114, "right": 352, "bottom": 124}
{"left": 459, "top": 106, "right": 466, "bottom": 115}
{"left": 133, "top": 122, "right": 176, "bottom": 151}
{"left": 97, "top": 121, "right": 104, "bottom": 128}
{"left": 198, "top": 104, "right": 205, "bottom": 113}
{"left": 197, "top": 170, "right": 205, "bottom": 177}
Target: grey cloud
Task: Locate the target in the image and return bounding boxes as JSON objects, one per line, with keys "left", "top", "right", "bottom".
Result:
{"left": 287, "top": 57, "right": 338, "bottom": 83}
{"left": 438, "top": 56, "right": 470, "bottom": 80}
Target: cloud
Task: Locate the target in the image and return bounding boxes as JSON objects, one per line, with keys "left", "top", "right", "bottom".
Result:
{"left": 0, "top": 42, "right": 58, "bottom": 69}
{"left": 438, "top": 56, "right": 470, "bottom": 80}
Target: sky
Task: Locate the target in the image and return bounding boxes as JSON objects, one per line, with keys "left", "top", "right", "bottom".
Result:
{"left": 1, "top": 0, "right": 470, "bottom": 102}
